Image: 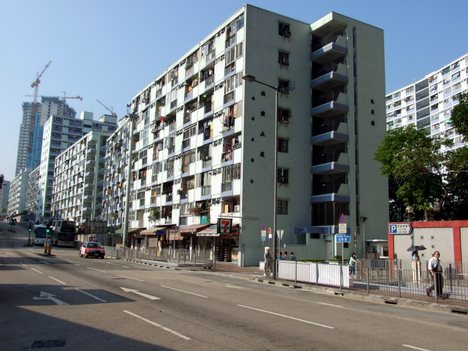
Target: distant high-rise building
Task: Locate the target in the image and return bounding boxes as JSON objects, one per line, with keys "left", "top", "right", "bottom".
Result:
{"left": 15, "top": 97, "right": 76, "bottom": 176}
{"left": 386, "top": 53, "right": 468, "bottom": 150}
{"left": 39, "top": 112, "right": 117, "bottom": 221}
{"left": 0, "top": 179, "right": 10, "bottom": 219}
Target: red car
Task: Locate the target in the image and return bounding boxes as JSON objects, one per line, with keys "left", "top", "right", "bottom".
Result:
{"left": 79, "top": 242, "right": 105, "bottom": 259}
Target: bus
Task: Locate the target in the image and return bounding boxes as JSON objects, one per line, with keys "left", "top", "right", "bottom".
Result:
{"left": 33, "top": 225, "right": 52, "bottom": 246}
{"left": 51, "top": 220, "right": 76, "bottom": 247}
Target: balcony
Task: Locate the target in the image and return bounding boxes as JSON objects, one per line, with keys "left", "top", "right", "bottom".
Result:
{"left": 310, "top": 35, "right": 347, "bottom": 64}
{"left": 311, "top": 130, "right": 348, "bottom": 146}
{"left": 311, "top": 153, "right": 349, "bottom": 175}
{"left": 310, "top": 63, "right": 348, "bottom": 90}
{"left": 311, "top": 93, "right": 348, "bottom": 118}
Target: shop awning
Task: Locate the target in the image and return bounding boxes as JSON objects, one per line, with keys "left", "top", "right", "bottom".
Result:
{"left": 179, "top": 224, "right": 210, "bottom": 234}
{"left": 197, "top": 224, "right": 219, "bottom": 237}
{"left": 140, "top": 227, "right": 169, "bottom": 235}
{"left": 129, "top": 227, "right": 145, "bottom": 234}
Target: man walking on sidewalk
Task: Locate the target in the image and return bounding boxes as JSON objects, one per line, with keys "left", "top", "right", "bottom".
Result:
{"left": 426, "top": 251, "right": 444, "bottom": 298}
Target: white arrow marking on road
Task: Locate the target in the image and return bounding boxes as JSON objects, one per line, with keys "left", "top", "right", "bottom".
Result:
{"left": 238, "top": 304, "right": 334, "bottom": 329}
{"left": 123, "top": 310, "right": 191, "bottom": 340}
{"left": 33, "top": 291, "right": 68, "bottom": 305}
{"left": 120, "top": 287, "right": 160, "bottom": 300}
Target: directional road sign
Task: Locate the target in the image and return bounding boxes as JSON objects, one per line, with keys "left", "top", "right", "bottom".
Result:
{"left": 336, "top": 234, "right": 351, "bottom": 243}
{"left": 388, "top": 223, "right": 412, "bottom": 235}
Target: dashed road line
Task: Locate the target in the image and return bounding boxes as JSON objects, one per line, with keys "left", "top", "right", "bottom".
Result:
{"left": 161, "top": 285, "right": 208, "bottom": 298}
{"left": 75, "top": 288, "right": 107, "bottom": 302}
{"left": 317, "top": 302, "right": 343, "bottom": 308}
{"left": 402, "top": 345, "right": 432, "bottom": 351}
{"left": 48, "top": 276, "right": 67, "bottom": 285}
{"left": 116, "top": 275, "right": 144, "bottom": 282}
{"left": 31, "top": 268, "right": 43, "bottom": 274}
{"left": 87, "top": 267, "right": 106, "bottom": 273}
{"left": 238, "top": 304, "right": 334, "bottom": 329}
{"left": 123, "top": 310, "right": 191, "bottom": 340}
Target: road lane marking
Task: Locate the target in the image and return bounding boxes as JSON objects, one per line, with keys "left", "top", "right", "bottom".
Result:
{"left": 87, "top": 267, "right": 106, "bottom": 273}
{"left": 227, "top": 284, "right": 244, "bottom": 289}
{"left": 31, "top": 268, "right": 43, "bottom": 274}
{"left": 123, "top": 310, "right": 191, "bottom": 340}
{"left": 39, "top": 260, "right": 50, "bottom": 265}
{"left": 317, "top": 302, "right": 343, "bottom": 308}
{"left": 48, "top": 276, "right": 67, "bottom": 285}
{"left": 120, "top": 287, "right": 160, "bottom": 300}
{"left": 161, "top": 285, "right": 208, "bottom": 298}
{"left": 116, "top": 275, "right": 144, "bottom": 282}
{"left": 33, "top": 291, "right": 68, "bottom": 305}
{"left": 402, "top": 345, "right": 432, "bottom": 351}
{"left": 21, "top": 263, "right": 28, "bottom": 267}
{"left": 75, "top": 288, "right": 107, "bottom": 302}
{"left": 238, "top": 304, "right": 334, "bottom": 329}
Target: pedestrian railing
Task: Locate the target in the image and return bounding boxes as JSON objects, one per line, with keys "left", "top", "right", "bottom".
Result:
{"left": 278, "top": 260, "right": 349, "bottom": 288}
{"left": 104, "top": 246, "right": 213, "bottom": 266}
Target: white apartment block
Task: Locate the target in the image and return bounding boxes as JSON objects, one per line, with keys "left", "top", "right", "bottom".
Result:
{"left": 25, "top": 166, "right": 41, "bottom": 222}
{"left": 52, "top": 129, "right": 112, "bottom": 224}
{"left": 1, "top": 179, "right": 10, "bottom": 218}
{"left": 117, "top": 5, "right": 388, "bottom": 265}
{"left": 39, "top": 112, "right": 117, "bottom": 221}
{"left": 102, "top": 117, "right": 132, "bottom": 230}
{"left": 7, "top": 170, "right": 28, "bottom": 219}
{"left": 386, "top": 53, "right": 468, "bottom": 150}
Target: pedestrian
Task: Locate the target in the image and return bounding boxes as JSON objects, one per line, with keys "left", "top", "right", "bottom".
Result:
{"left": 264, "top": 248, "right": 273, "bottom": 277}
{"left": 284, "top": 251, "right": 289, "bottom": 260}
{"left": 426, "top": 251, "right": 444, "bottom": 298}
{"left": 290, "top": 252, "right": 296, "bottom": 261}
{"left": 279, "top": 251, "right": 285, "bottom": 260}
{"left": 349, "top": 252, "right": 358, "bottom": 277}
{"left": 412, "top": 250, "right": 421, "bottom": 282}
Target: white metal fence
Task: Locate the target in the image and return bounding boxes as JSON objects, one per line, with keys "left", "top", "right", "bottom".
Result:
{"left": 278, "top": 260, "right": 349, "bottom": 288}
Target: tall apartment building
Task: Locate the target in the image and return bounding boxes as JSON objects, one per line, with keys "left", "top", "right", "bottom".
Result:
{"left": 102, "top": 117, "right": 132, "bottom": 230}
{"left": 386, "top": 53, "right": 468, "bottom": 149}
{"left": 118, "top": 5, "right": 388, "bottom": 265}
{"left": 24, "top": 166, "right": 41, "bottom": 223}
{"left": 16, "top": 97, "right": 76, "bottom": 175}
{"left": 52, "top": 128, "right": 113, "bottom": 224}
{"left": 0, "top": 179, "right": 10, "bottom": 219}
{"left": 7, "top": 170, "right": 28, "bottom": 218}
{"left": 39, "top": 112, "right": 117, "bottom": 221}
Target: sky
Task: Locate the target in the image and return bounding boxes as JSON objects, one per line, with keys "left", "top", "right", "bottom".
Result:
{"left": 1, "top": 0, "right": 467, "bottom": 181}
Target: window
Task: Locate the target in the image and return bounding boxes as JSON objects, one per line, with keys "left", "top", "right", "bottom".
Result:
{"left": 277, "top": 199, "right": 288, "bottom": 215}
{"left": 278, "top": 22, "right": 291, "bottom": 37}
{"left": 278, "top": 79, "right": 290, "bottom": 94}
{"left": 278, "top": 138, "right": 289, "bottom": 153}
{"left": 277, "top": 168, "right": 289, "bottom": 184}
{"left": 278, "top": 51, "right": 289, "bottom": 66}
{"left": 278, "top": 108, "right": 291, "bottom": 123}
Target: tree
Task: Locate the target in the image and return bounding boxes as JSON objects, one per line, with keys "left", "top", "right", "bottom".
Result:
{"left": 443, "top": 146, "right": 468, "bottom": 219}
{"left": 450, "top": 92, "right": 468, "bottom": 140}
{"left": 148, "top": 208, "right": 161, "bottom": 223}
{"left": 375, "top": 126, "right": 447, "bottom": 220}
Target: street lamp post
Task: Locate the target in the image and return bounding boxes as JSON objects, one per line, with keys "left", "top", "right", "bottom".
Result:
{"left": 242, "top": 74, "right": 279, "bottom": 279}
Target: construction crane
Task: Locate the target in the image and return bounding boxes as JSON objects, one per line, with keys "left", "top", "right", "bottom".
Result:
{"left": 31, "top": 60, "right": 52, "bottom": 103}
{"left": 96, "top": 99, "right": 116, "bottom": 116}
{"left": 25, "top": 94, "right": 83, "bottom": 102}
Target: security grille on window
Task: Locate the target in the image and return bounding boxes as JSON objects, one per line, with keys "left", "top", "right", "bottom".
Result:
{"left": 278, "top": 22, "right": 291, "bottom": 37}
{"left": 278, "top": 108, "right": 291, "bottom": 123}
{"left": 278, "top": 168, "right": 289, "bottom": 184}
{"left": 278, "top": 79, "right": 290, "bottom": 94}
{"left": 278, "top": 138, "right": 289, "bottom": 153}
{"left": 277, "top": 199, "right": 288, "bottom": 214}
{"left": 278, "top": 51, "right": 289, "bottom": 66}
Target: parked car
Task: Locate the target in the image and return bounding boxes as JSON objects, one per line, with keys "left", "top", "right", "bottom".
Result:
{"left": 79, "top": 242, "right": 105, "bottom": 258}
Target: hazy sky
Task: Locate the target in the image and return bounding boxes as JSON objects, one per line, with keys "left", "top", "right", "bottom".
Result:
{"left": 1, "top": 0, "right": 467, "bottom": 180}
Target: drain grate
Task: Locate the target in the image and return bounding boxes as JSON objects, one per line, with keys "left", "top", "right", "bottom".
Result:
{"left": 31, "top": 339, "right": 66, "bottom": 348}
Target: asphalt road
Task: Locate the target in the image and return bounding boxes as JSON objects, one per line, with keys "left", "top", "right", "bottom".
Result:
{"left": 1, "top": 222, "right": 467, "bottom": 350}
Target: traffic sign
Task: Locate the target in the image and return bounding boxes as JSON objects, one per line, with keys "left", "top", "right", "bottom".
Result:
{"left": 336, "top": 234, "right": 351, "bottom": 243}
{"left": 388, "top": 223, "right": 412, "bottom": 235}
{"left": 338, "top": 223, "right": 347, "bottom": 234}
